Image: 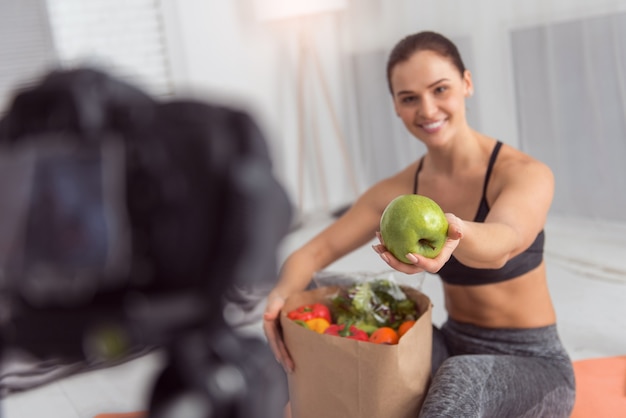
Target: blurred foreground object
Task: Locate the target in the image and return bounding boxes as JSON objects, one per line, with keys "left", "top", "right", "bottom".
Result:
{"left": 0, "top": 67, "right": 291, "bottom": 417}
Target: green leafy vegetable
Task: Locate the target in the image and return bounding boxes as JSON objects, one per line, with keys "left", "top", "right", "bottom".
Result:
{"left": 329, "top": 278, "right": 418, "bottom": 332}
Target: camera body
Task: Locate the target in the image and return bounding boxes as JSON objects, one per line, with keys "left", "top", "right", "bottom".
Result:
{"left": 0, "top": 68, "right": 291, "bottom": 417}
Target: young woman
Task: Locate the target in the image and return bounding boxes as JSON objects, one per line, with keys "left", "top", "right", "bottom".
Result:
{"left": 264, "top": 31, "right": 575, "bottom": 417}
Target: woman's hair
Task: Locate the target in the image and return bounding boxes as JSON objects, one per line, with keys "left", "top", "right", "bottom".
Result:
{"left": 386, "top": 31, "right": 466, "bottom": 94}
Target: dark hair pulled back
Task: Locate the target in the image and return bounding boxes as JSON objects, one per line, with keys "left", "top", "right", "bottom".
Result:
{"left": 386, "top": 31, "right": 466, "bottom": 94}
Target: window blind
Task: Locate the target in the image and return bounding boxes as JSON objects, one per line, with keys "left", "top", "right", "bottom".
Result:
{"left": 0, "top": 0, "right": 58, "bottom": 112}
{"left": 45, "top": 0, "right": 173, "bottom": 97}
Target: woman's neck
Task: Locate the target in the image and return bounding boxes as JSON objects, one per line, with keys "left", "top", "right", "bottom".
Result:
{"left": 426, "top": 129, "right": 494, "bottom": 175}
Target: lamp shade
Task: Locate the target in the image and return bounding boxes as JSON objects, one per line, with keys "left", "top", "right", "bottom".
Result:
{"left": 254, "top": 0, "right": 347, "bottom": 22}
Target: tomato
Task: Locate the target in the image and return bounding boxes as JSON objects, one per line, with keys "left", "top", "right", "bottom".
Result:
{"left": 398, "top": 320, "right": 416, "bottom": 338}
{"left": 369, "top": 327, "right": 399, "bottom": 345}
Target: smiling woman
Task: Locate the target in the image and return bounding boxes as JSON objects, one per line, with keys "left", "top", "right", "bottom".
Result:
{"left": 264, "top": 30, "right": 575, "bottom": 418}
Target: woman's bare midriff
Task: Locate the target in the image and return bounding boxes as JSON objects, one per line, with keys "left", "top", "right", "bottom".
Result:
{"left": 443, "top": 262, "right": 557, "bottom": 329}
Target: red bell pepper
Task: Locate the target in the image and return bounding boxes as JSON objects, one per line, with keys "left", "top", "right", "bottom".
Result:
{"left": 287, "top": 303, "right": 332, "bottom": 323}
{"left": 323, "top": 323, "right": 369, "bottom": 341}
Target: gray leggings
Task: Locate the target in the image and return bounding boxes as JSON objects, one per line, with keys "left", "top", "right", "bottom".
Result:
{"left": 419, "top": 318, "right": 576, "bottom": 418}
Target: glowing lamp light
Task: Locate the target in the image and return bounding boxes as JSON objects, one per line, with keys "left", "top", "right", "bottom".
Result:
{"left": 254, "top": 0, "right": 347, "bottom": 22}
{"left": 253, "top": 0, "right": 359, "bottom": 216}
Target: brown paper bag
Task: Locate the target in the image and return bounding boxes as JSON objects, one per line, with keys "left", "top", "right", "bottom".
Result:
{"left": 280, "top": 285, "right": 432, "bottom": 418}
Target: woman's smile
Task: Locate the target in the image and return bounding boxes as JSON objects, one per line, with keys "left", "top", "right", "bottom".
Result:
{"left": 419, "top": 118, "right": 447, "bottom": 134}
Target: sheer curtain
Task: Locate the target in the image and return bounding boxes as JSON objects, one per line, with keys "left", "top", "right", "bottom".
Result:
{"left": 511, "top": 11, "right": 626, "bottom": 281}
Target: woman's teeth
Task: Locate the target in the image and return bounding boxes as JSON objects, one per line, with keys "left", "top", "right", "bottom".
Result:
{"left": 421, "top": 120, "right": 444, "bottom": 132}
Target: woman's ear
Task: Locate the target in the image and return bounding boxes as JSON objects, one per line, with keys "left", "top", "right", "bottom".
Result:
{"left": 464, "top": 70, "right": 474, "bottom": 98}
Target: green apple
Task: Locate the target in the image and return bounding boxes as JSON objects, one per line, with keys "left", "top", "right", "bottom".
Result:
{"left": 379, "top": 194, "right": 449, "bottom": 262}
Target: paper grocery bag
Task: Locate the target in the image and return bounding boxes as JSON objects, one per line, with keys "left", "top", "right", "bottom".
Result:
{"left": 280, "top": 285, "right": 432, "bottom": 418}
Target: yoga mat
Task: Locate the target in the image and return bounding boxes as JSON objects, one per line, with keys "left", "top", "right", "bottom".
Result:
{"left": 571, "top": 355, "right": 626, "bottom": 418}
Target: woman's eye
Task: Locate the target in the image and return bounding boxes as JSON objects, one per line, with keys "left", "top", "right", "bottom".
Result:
{"left": 434, "top": 86, "right": 448, "bottom": 94}
{"left": 401, "top": 96, "right": 418, "bottom": 104}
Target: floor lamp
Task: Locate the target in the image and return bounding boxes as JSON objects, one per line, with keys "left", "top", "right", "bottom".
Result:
{"left": 254, "top": 0, "right": 360, "bottom": 220}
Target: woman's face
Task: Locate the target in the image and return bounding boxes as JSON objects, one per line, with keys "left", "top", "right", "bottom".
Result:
{"left": 390, "top": 50, "right": 472, "bottom": 146}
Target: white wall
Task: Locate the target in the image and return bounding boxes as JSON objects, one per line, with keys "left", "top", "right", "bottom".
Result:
{"left": 161, "top": 0, "right": 626, "bottom": 215}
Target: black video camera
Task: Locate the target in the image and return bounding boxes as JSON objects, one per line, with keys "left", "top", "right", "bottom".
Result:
{"left": 0, "top": 68, "right": 291, "bottom": 417}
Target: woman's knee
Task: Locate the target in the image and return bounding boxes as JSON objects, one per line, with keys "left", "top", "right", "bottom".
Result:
{"left": 420, "top": 356, "right": 490, "bottom": 417}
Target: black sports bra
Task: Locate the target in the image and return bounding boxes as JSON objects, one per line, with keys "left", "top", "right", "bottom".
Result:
{"left": 413, "top": 141, "right": 545, "bottom": 286}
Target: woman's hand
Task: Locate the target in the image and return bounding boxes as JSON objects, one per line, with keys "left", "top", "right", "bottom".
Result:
{"left": 263, "top": 290, "right": 294, "bottom": 373}
{"left": 372, "top": 213, "right": 463, "bottom": 274}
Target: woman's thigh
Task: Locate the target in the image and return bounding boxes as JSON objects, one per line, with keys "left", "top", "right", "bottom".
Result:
{"left": 419, "top": 353, "right": 575, "bottom": 418}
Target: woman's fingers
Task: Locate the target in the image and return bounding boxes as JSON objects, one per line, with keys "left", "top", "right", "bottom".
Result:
{"left": 410, "top": 235, "right": 461, "bottom": 273}
{"left": 263, "top": 295, "right": 294, "bottom": 373}
{"left": 375, "top": 231, "right": 385, "bottom": 246}
{"left": 373, "top": 231, "right": 424, "bottom": 273}
{"left": 372, "top": 245, "right": 425, "bottom": 274}
{"left": 445, "top": 213, "right": 464, "bottom": 240}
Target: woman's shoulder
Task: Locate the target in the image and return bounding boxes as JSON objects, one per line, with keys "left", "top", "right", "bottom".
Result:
{"left": 497, "top": 142, "right": 552, "bottom": 172}
{"left": 493, "top": 142, "right": 554, "bottom": 190}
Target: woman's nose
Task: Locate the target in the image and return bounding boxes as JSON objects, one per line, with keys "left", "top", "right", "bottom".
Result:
{"left": 418, "top": 96, "right": 437, "bottom": 119}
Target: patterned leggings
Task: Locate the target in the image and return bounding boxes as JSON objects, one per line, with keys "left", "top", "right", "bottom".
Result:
{"left": 419, "top": 318, "right": 576, "bottom": 418}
